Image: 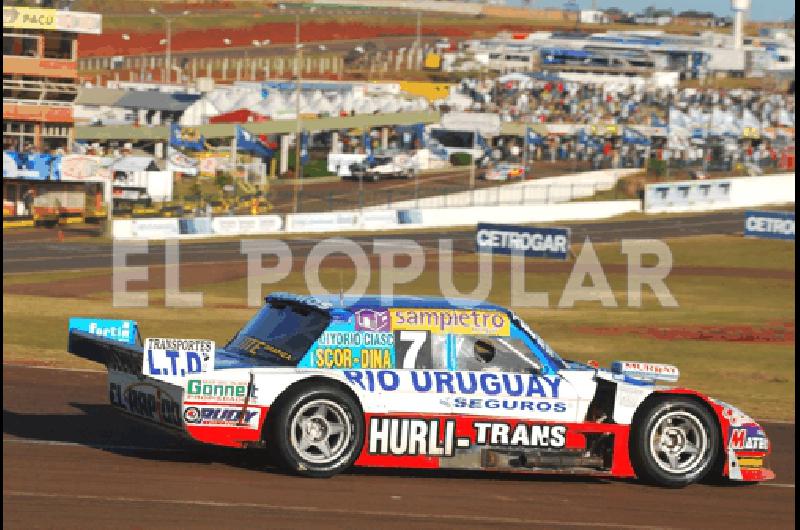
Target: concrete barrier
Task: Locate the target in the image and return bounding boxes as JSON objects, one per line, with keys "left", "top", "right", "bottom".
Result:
{"left": 363, "top": 168, "right": 640, "bottom": 211}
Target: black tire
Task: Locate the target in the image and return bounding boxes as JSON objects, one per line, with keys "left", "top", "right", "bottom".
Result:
{"left": 269, "top": 384, "right": 363, "bottom": 478}
{"left": 630, "top": 397, "right": 719, "bottom": 488}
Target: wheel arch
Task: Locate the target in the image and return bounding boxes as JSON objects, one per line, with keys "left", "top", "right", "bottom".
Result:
{"left": 261, "top": 375, "right": 365, "bottom": 442}
{"left": 629, "top": 389, "right": 726, "bottom": 480}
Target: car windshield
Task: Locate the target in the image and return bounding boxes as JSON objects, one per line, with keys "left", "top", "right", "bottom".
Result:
{"left": 225, "top": 301, "right": 331, "bottom": 366}
{"left": 511, "top": 313, "right": 567, "bottom": 370}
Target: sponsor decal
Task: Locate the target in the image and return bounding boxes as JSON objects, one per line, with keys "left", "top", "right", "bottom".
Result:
{"left": 367, "top": 418, "right": 567, "bottom": 456}
{"left": 186, "top": 379, "right": 254, "bottom": 403}
{"left": 313, "top": 347, "right": 393, "bottom": 369}
{"left": 182, "top": 406, "right": 260, "bottom": 428}
{"left": 475, "top": 223, "right": 570, "bottom": 260}
{"left": 611, "top": 361, "right": 679, "bottom": 382}
{"left": 343, "top": 370, "right": 561, "bottom": 398}
{"left": 312, "top": 331, "right": 395, "bottom": 369}
{"left": 354, "top": 309, "right": 391, "bottom": 332}
{"left": 729, "top": 425, "right": 769, "bottom": 451}
{"left": 744, "top": 210, "right": 795, "bottom": 241}
{"left": 712, "top": 400, "right": 756, "bottom": 427}
{"left": 473, "top": 422, "right": 567, "bottom": 448}
{"left": 143, "top": 338, "right": 215, "bottom": 378}
{"left": 109, "top": 381, "right": 181, "bottom": 428}
{"left": 451, "top": 397, "right": 567, "bottom": 413}
{"left": 238, "top": 335, "right": 292, "bottom": 362}
{"left": 390, "top": 309, "right": 510, "bottom": 336}
{"left": 69, "top": 318, "right": 137, "bottom": 345}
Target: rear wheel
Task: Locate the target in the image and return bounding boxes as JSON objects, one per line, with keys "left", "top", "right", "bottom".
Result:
{"left": 270, "top": 385, "right": 363, "bottom": 478}
{"left": 630, "top": 398, "right": 719, "bottom": 487}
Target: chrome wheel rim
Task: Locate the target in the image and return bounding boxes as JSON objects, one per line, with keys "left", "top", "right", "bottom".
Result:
{"left": 649, "top": 410, "right": 708, "bottom": 474}
{"left": 289, "top": 399, "right": 351, "bottom": 465}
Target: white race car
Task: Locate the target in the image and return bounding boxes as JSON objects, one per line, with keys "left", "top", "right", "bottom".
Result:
{"left": 67, "top": 293, "right": 774, "bottom": 486}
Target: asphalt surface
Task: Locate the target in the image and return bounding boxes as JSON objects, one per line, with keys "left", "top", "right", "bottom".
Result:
{"left": 2, "top": 210, "right": 760, "bottom": 274}
{"left": 3, "top": 365, "right": 795, "bottom": 529}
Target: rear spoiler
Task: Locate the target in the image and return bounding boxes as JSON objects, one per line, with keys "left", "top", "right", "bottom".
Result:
{"left": 67, "top": 329, "right": 143, "bottom": 375}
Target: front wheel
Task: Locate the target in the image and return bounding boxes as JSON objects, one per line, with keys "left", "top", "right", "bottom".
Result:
{"left": 270, "top": 385, "right": 363, "bottom": 478}
{"left": 630, "top": 398, "right": 719, "bottom": 487}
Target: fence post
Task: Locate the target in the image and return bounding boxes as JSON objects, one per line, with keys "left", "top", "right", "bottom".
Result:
{"left": 327, "top": 192, "right": 333, "bottom": 212}
{"left": 546, "top": 184, "right": 550, "bottom": 204}
{"left": 387, "top": 190, "right": 392, "bottom": 208}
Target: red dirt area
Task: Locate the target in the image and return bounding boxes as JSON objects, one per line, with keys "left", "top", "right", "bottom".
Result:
{"left": 78, "top": 21, "right": 474, "bottom": 56}
{"left": 77, "top": 16, "right": 554, "bottom": 57}
{"left": 574, "top": 322, "right": 795, "bottom": 344}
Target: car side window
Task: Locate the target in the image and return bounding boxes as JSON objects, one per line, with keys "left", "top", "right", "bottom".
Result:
{"left": 454, "top": 335, "right": 541, "bottom": 374}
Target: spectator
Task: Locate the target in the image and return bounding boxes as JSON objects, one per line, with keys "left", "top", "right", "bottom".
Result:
{"left": 22, "top": 188, "right": 35, "bottom": 216}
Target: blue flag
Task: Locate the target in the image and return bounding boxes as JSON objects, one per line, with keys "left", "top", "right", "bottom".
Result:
{"left": 300, "top": 131, "right": 309, "bottom": 165}
{"left": 526, "top": 127, "right": 543, "bottom": 146}
{"left": 363, "top": 131, "right": 374, "bottom": 163}
{"left": 413, "top": 122, "right": 426, "bottom": 148}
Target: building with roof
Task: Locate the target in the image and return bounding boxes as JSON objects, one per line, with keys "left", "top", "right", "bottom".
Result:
{"left": 74, "top": 86, "right": 202, "bottom": 127}
{"left": 3, "top": 5, "right": 105, "bottom": 225}
{"left": 3, "top": 5, "right": 101, "bottom": 153}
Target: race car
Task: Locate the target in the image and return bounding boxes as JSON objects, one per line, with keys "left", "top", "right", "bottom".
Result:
{"left": 67, "top": 293, "right": 774, "bottom": 487}
{"left": 482, "top": 163, "right": 526, "bottom": 181}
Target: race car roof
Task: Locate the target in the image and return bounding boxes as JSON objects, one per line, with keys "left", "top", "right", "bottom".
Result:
{"left": 266, "top": 292, "right": 508, "bottom": 313}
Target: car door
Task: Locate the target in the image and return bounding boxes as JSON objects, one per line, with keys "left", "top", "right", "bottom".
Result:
{"left": 449, "top": 323, "right": 582, "bottom": 424}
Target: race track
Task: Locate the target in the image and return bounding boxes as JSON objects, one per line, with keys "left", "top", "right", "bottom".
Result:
{"left": 3, "top": 365, "right": 794, "bottom": 529}
{"left": 2, "top": 209, "right": 763, "bottom": 274}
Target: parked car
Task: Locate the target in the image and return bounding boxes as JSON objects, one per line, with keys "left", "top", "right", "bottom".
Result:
{"left": 348, "top": 154, "right": 415, "bottom": 182}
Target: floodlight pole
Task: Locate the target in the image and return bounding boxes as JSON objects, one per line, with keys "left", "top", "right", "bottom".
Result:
{"left": 416, "top": 11, "right": 421, "bottom": 50}
{"left": 470, "top": 128, "right": 477, "bottom": 190}
{"left": 292, "top": 14, "right": 303, "bottom": 214}
{"left": 166, "top": 18, "right": 172, "bottom": 84}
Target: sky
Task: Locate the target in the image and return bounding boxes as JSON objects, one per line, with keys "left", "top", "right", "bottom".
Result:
{"left": 507, "top": 0, "right": 794, "bottom": 22}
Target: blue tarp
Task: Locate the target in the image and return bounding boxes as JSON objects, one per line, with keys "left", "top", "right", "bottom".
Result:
{"left": 170, "top": 123, "right": 206, "bottom": 151}
{"left": 3, "top": 152, "right": 57, "bottom": 180}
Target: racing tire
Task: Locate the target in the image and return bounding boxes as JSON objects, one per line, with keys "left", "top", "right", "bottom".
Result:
{"left": 630, "top": 397, "right": 719, "bottom": 488}
{"left": 269, "top": 385, "right": 364, "bottom": 478}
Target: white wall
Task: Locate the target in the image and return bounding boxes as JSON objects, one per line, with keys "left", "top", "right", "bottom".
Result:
{"left": 645, "top": 174, "right": 795, "bottom": 213}
{"left": 404, "top": 201, "right": 641, "bottom": 229}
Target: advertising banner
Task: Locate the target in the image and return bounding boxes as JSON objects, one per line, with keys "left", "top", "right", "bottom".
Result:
{"left": 58, "top": 155, "right": 112, "bottom": 181}
{"left": 2, "top": 6, "right": 102, "bottom": 34}
{"left": 475, "top": 222, "right": 570, "bottom": 260}
{"left": 210, "top": 215, "right": 283, "bottom": 235}
{"left": 131, "top": 218, "right": 180, "bottom": 238}
{"left": 743, "top": 210, "right": 795, "bottom": 241}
